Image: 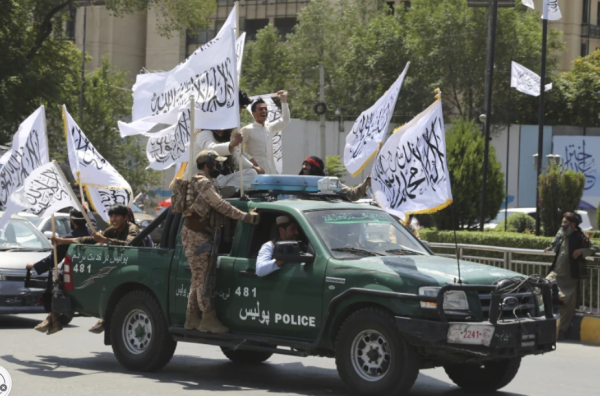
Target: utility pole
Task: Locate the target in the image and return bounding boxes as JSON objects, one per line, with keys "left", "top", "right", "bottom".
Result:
{"left": 478, "top": 0, "right": 500, "bottom": 231}
{"left": 319, "top": 63, "right": 326, "bottom": 160}
{"left": 78, "top": 0, "right": 88, "bottom": 123}
{"left": 535, "top": 18, "right": 549, "bottom": 236}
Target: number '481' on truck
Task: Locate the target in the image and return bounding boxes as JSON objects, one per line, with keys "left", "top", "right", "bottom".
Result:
{"left": 61, "top": 175, "right": 557, "bottom": 396}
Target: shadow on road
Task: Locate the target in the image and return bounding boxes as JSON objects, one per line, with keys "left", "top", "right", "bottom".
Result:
{"left": 0, "top": 315, "right": 42, "bottom": 329}
{"left": 0, "top": 314, "right": 78, "bottom": 330}
{"left": 0, "top": 351, "right": 526, "bottom": 396}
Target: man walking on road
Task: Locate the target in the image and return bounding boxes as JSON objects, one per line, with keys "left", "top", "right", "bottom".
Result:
{"left": 242, "top": 91, "right": 290, "bottom": 174}
{"left": 545, "top": 212, "right": 599, "bottom": 339}
{"left": 179, "top": 150, "right": 260, "bottom": 333}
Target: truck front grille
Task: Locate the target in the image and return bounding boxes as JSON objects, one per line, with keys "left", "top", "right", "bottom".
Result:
{"left": 479, "top": 290, "right": 536, "bottom": 321}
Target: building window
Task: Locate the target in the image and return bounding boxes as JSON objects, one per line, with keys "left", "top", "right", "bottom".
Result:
{"left": 245, "top": 19, "right": 269, "bottom": 40}
{"left": 583, "top": 0, "right": 590, "bottom": 23}
{"left": 386, "top": 2, "right": 395, "bottom": 14}
{"left": 597, "top": 1, "right": 600, "bottom": 25}
{"left": 581, "top": 40, "right": 589, "bottom": 57}
{"left": 404, "top": 1, "right": 412, "bottom": 10}
{"left": 274, "top": 17, "right": 297, "bottom": 39}
{"left": 65, "top": 4, "right": 76, "bottom": 41}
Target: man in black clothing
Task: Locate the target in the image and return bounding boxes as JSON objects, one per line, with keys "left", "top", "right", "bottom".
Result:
{"left": 26, "top": 204, "right": 97, "bottom": 334}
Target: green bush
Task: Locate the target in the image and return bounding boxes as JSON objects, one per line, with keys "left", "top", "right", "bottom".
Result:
{"left": 431, "top": 119, "right": 504, "bottom": 230}
{"left": 420, "top": 229, "right": 554, "bottom": 269}
{"left": 497, "top": 213, "right": 536, "bottom": 233}
{"left": 325, "top": 155, "right": 346, "bottom": 183}
{"left": 538, "top": 162, "right": 585, "bottom": 236}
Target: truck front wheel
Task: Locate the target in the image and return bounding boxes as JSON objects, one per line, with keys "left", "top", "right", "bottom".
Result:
{"left": 335, "top": 308, "right": 420, "bottom": 396}
{"left": 444, "top": 357, "right": 521, "bottom": 393}
{"left": 220, "top": 347, "right": 273, "bottom": 364}
{"left": 110, "top": 290, "right": 177, "bottom": 372}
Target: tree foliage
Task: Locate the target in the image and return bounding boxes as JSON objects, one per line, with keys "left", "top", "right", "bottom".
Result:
{"left": 431, "top": 119, "right": 504, "bottom": 230}
{"left": 497, "top": 212, "right": 535, "bottom": 233}
{"left": 538, "top": 163, "right": 585, "bottom": 236}
{"left": 242, "top": 0, "right": 562, "bottom": 125}
{"left": 325, "top": 155, "right": 347, "bottom": 182}
{"left": 547, "top": 50, "right": 600, "bottom": 127}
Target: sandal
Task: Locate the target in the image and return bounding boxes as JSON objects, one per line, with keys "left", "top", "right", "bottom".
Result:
{"left": 89, "top": 320, "right": 105, "bottom": 334}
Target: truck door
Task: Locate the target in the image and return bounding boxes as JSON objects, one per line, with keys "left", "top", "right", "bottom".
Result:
{"left": 226, "top": 210, "right": 326, "bottom": 341}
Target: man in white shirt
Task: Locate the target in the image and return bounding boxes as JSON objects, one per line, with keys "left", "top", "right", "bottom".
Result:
{"left": 185, "top": 91, "right": 262, "bottom": 192}
{"left": 194, "top": 128, "right": 264, "bottom": 191}
{"left": 242, "top": 91, "right": 290, "bottom": 174}
{"left": 256, "top": 215, "right": 299, "bottom": 277}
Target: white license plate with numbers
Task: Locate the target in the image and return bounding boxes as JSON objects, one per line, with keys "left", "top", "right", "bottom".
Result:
{"left": 447, "top": 324, "right": 495, "bottom": 347}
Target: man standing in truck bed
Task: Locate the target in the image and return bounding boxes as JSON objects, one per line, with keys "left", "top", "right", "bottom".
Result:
{"left": 178, "top": 150, "right": 259, "bottom": 333}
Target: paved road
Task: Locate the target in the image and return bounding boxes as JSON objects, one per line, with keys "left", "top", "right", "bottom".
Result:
{"left": 1, "top": 314, "right": 599, "bottom": 396}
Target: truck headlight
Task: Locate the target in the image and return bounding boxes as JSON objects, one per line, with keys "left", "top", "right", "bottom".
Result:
{"left": 419, "top": 286, "right": 469, "bottom": 310}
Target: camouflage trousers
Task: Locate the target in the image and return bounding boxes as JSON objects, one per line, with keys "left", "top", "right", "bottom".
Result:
{"left": 181, "top": 226, "right": 216, "bottom": 316}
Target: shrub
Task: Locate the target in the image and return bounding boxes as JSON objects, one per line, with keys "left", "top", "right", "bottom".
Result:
{"left": 497, "top": 213, "right": 536, "bottom": 233}
{"left": 538, "top": 162, "right": 585, "bottom": 236}
{"left": 431, "top": 118, "right": 504, "bottom": 230}
{"left": 325, "top": 155, "right": 346, "bottom": 183}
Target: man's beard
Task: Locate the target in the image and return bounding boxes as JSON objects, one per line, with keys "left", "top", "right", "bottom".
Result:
{"left": 213, "top": 130, "right": 231, "bottom": 143}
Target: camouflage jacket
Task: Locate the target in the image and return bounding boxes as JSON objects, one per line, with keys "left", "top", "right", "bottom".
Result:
{"left": 75, "top": 223, "right": 140, "bottom": 246}
{"left": 183, "top": 170, "right": 247, "bottom": 223}
{"left": 342, "top": 177, "right": 371, "bottom": 202}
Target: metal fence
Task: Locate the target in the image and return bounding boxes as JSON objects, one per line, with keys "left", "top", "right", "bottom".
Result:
{"left": 429, "top": 242, "right": 600, "bottom": 314}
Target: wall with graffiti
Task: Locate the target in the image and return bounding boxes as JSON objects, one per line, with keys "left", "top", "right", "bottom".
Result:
{"left": 553, "top": 136, "right": 600, "bottom": 208}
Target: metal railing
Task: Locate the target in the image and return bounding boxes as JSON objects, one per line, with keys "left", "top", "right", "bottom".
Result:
{"left": 429, "top": 242, "right": 600, "bottom": 315}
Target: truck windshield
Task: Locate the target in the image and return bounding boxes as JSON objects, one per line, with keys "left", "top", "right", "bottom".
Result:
{"left": 305, "top": 209, "right": 429, "bottom": 259}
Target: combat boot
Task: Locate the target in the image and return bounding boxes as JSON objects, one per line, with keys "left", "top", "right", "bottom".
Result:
{"left": 184, "top": 312, "right": 202, "bottom": 330}
{"left": 34, "top": 317, "right": 52, "bottom": 333}
{"left": 198, "top": 309, "right": 229, "bottom": 333}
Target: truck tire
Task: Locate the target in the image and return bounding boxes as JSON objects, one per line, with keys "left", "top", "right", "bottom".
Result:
{"left": 59, "top": 314, "right": 73, "bottom": 326}
{"left": 220, "top": 347, "right": 273, "bottom": 364}
{"left": 443, "top": 357, "right": 521, "bottom": 393}
{"left": 110, "top": 290, "right": 177, "bottom": 372}
{"left": 335, "top": 308, "right": 419, "bottom": 396}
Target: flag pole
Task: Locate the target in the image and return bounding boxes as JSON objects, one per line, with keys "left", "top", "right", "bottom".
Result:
{"left": 505, "top": 59, "right": 512, "bottom": 232}
{"left": 188, "top": 98, "right": 196, "bottom": 182}
{"left": 232, "top": 10, "right": 244, "bottom": 197}
{"left": 535, "top": 17, "right": 549, "bottom": 236}
{"left": 53, "top": 161, "right": 97, "bottom": 233}
{"left": 51, "top": 214, "right": 59, "bottom": 281}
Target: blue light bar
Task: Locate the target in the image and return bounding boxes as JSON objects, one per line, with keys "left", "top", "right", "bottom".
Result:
{"left": 251, "top": 175, "right": 324, "bottom": 192}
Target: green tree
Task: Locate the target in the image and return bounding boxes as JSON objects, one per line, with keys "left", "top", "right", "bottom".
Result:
{"left": 547, "top": 50, "right": 600, "bottom": 127}
{"left": 241, "top": 25, "right": 289, "bottom": 95}
{"left": 538, "top": 163, "right": 585, "bottom": 236}
{"left": 431, "top": 118, "right": 504, "bottom": 230}
{"left": 325, "top": 155, "right": 346, "bottom": 182}
{"left": 50, "top": 58, "right": 161, "bottom": 194}
{"left": 0, "top": 0, "right": 216, "bottom": 140}
{"left": 404, "top": 0, "right": 562, "bottom": 124}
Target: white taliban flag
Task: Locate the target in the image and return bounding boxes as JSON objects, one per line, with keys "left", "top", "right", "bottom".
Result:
{"left": 248, "top": 95, "right": 283, "bottom": 173}
{"left": 511, "top": 61, "right": 552, "bottom": 97}
{"left": 542, "top": 0, "right": 561, "bottom": 21}
{"left": 62, "top": 106, "right": 133, "bottom": 222}
{"left": 146, "top": 108, "right": 192, "bottom": 170}
{"left": 0, "top": 106, "right": 49, "bottom": 204}
{"left": 371, "top": 99, "right": 452, "bottom": 221}
{"left": 521, "top": 0, "right": 534, "bottom": 9}
{"left": 344, "top": 62, "right": 410, "bottom": 177}
{"left": 236, "top": 32, "right": 246, "bottom": 76}
{"left": 0, "top": 161, "right": 78, "bottom": 231}
{"left": 120, "top": 28, "right": 239, "bottom": 136}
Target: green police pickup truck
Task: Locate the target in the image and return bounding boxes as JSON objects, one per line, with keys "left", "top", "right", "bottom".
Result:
{"left": 61, "top": 176, "right": 557, "bottom": 396}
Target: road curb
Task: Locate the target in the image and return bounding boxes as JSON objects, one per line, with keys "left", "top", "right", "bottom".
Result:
{"left": 568, "top": 315, "right": 600, "bottom": 345}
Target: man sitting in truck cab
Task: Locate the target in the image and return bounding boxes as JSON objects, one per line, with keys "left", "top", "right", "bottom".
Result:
{"left": 52, "top": 204, "right": 139, "bottom": 334}
{"left": 255, "top": 216, "right": 300, "bottom": 277}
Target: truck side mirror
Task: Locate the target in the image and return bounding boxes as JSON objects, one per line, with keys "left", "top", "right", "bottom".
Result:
{"left": 273, "top": 241, "right": 315, "bottom": 265}
{"left": 44, "top": 231, "right": 53, "bottom": 240}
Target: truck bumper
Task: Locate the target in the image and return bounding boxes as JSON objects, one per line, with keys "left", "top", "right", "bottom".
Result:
{"left": 395, "top": 315, "right": 557, "bottom": 362}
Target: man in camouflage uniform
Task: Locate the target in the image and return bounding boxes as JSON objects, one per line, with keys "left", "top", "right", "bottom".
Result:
{"left": 299, "top": 156, "right": 371, "bottom": 201}
{"left": 181, "top": 150, "right": 260, "bottom": 333}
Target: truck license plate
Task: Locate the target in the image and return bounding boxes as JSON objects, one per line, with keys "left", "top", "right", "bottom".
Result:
{"left": 447, "top": 324, "right": 495, "bottom": 347}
